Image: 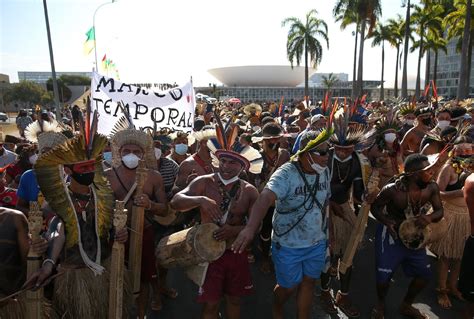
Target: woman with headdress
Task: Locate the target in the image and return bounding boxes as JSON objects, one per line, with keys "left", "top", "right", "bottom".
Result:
{"left": 430, "top": 136, "right": 473, "bottom": 309}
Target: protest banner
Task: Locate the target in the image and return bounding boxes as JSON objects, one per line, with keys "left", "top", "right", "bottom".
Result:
{"left": 91, "top": 72, "right": 196, "bottom": 134}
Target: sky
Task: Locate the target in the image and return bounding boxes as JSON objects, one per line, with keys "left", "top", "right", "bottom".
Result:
{"left": 0, "top": 0, "right": 423, "bottom": 88}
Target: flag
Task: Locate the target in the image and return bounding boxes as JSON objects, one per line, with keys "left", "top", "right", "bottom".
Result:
{"left": 83, "top": 27, "right": 95, "bottom": 55}
{"left": 101, "top": 54, "right": 107, "bottom": 71}
{"left": 278, "top": 96, "right": 284, "bottom": 116}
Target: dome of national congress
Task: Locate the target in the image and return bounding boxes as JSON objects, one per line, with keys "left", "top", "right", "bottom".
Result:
{"left": 208, "top": 65, "right": 316, "bottom": 87}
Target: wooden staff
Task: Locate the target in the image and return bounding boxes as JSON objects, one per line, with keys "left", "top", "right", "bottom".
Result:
{"left": 108, "top": 201, "right": 127, "bottom": 319}
{"left": 26, "top": 201, "right": 43, "bottom": 319}
{"left": 339, "top": 170, "right": 380, "bottom": 275}
{"left": 128, "top": 160, "right": 147, "bottom": 296}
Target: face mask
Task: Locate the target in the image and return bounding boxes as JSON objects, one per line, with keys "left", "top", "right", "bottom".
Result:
{"left": 421, "top": 117, "right": 432, "bottom": 126}
{"left": 437, "top": 120, "right": 450, "bottom": 129}
{"left": 71, "top": 172, "right": 95, "bottom": 186}
{"left": 174, "top": 143, "right": 188, "bottom": 155}
{"left": 308, "top": 154, "right": 327, "bottom": 174}
{"left": 384, "top": 133, "right": 397, "bottom": 143}
{"left": 267, "top": 142, "right": 280, "bottom": 151}
{"left": 154, "top": 147, "right": 162, "bottom": 160}
{"left": 334, "top": 153, "right": 352, "bottom": 163}
{"left": 122, "top": 153, "right": 140, "bottom": 169}
{"left": 405, "top": 119, "right": 415, "bottom": 126}
{"left": 103, "top": 152, "right": 112, "bottom": 163}
{"left": 217, "top": 172, "right": 240, "bottom": 185}
{"left": 29, "top": 154, "right": 38, "bottom": 165}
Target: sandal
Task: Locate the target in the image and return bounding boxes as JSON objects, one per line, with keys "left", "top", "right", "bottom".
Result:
{"left": 435, "top": 288, "right": 451, "bottom": 309}
{"left": 319, "top": 290, "right": 338, "bottom": 314}
{"left": 447, "top": 287, "right": 466, "bottom": 301}
{"left": 160, "top": 287, "right": 178, "bottom": 299}
{"left": 399, "top": 303, "right": 429, "bottom": 319}
{"left": 335, "top": 291, "right": 360, "bottom": 318}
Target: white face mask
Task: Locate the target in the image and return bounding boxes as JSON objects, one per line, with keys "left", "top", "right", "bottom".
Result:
{"left": 308, "top": 154, "right": 327, "bottom": 174}
{"left": 122, "top": 153, "right": 140, "bottom": 169}
{"left": 405, "top": 119, "right": 415, "bottom": 126}
{"left": 29, "top": 154, "right": 38, "bottom": 165}
{"left": 154, "top": 147, "right": 162, "bottom": 160}
{"left": 384, "top": 133, "right": 397, "bottom": 143}
{"left": 334, "top": 153, "right": 352, "bottom": 163}
{"left": 437, "top": 120, "right": 450, "bottom": 129}
{"left": 217, "top": 172, "right": 240, "bottom": 185}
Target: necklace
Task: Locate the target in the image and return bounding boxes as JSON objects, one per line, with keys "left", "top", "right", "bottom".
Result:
{"left": 69, "top": 187, "right": 93, "bottom": 222}
{"left": 335, "top": 160, "right": 351, "bottom": 183}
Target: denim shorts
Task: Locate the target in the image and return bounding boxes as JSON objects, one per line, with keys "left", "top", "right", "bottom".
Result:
{"left": 271, "top": 240, "right": 326, "bottom": 289}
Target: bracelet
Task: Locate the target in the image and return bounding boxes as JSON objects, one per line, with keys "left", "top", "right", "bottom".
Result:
{"left": 42, "top": 258, "right": 55, "bottom": 267}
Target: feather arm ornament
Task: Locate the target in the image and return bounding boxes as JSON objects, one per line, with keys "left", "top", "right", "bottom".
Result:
{"left": 34, "top": 134, "right": 113, "bottom": 249}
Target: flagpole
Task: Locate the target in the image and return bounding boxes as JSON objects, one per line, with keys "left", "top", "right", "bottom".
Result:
{"left": 42, "top": 0, "right": 61, "bottom": 120}
{"left": 93, "top": 0, "right": 116, "bottom": 68}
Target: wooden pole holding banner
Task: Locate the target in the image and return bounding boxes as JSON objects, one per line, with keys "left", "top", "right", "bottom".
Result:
{"left": 339, "top": 170, "right": 380, "bottom": 275}
{"left": 26, "top": 201, "right": 43, "bottom": 319}
{"left": 108, "top": 201, "right": 127, "bottom": 319}
{"left": 129, "top": 160, "right": 147, "bottom": 296}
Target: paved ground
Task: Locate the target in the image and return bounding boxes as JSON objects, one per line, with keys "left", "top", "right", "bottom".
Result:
{"left": 149, "top": 219, "right": 464, "bottom": 318}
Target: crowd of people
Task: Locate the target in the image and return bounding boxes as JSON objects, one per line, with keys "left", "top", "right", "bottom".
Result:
{"left": 0, "top": 96, "right": 473, "bottom": 319}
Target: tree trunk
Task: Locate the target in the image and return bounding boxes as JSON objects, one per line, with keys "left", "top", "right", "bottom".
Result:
{"left": 457, "top": 0, "right": 472, "bottom": 99}
{"left": 352, "top": 23, "right": 359, "bottom": 98}
{"left": 304, "top": 40, "right": 309, "bottom": 103}
{"left": 415, "top": 31, "right": 424, "bottom": 99}
{"left": 402, "top": 0, "right": 411, "bottom": 99}
{"left": 356, "top": 19, "right": 367, "bottom": 98}
{"left": 465, "top": 30, "right": 473, "bottom": 96}
{"left": 394, "top": 45, "right": 400, "bottom": 98}
{"left": 425, "top": 50, "right": 431, "bottom": 89}
{"left": 381, "top": 41, "right": 385, "bottom": 101}
{"left": 434, "top": 50, "right": 438, "bottom": 86}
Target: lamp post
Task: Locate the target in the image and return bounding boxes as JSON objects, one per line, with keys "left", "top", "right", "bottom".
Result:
{"left": 42, "top": 0, "right": 61, "bottom": 120}
{"left": 93, "top": 0, "right": 116, "bottom": 69}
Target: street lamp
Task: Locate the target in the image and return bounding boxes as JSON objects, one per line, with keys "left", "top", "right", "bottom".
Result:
{"left": 93, "top": 0, "right": 117, "bottom": 69}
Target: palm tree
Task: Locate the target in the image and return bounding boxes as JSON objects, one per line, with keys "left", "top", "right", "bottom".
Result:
{"left": 282, "top": 10, "right": 329, "bottom": 102}
{"left": 401, "top": 0, "right": 412, "bottom": 99}
{"left": 333, "top": 0, "right": 382, "bottom": 98}
{"left": 423, "top": 32, "right": 448, "bottom": 85}
{"left": 321, "top": 73, "right": 340, "bottom": 92}
{"left": 370, "top": 23, "right": 392, "bottom": 100}
{"left": 333, "top": 7, "right": 360, "bottom": 97}
{"left": 387, "top": 15, "right": 405, "bottom": 98}
{"left": 411, "top": 3, "right": 444, "bottom": 98}
{"left": 444, "top": 0, "right": 474, "bottom": 98}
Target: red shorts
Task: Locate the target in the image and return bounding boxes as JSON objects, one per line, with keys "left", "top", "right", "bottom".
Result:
{"left": 141, "top": 225, "right": 157, "bottom": 282}
{"left": 197, "top": 250, "right": 253, "bottom": 303}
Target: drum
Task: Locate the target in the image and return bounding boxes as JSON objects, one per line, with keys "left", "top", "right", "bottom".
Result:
{"left": 156, "top": 223, "right": 226, "bottom": 268}
{"left": 399, "top": 217, "right": 448, "bottom": 250}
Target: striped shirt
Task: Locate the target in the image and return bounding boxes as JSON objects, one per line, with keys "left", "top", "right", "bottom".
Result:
{"left": 159, "top": 157, "right": 179, "bottom": 199}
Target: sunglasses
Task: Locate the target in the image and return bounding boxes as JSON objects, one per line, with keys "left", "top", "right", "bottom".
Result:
{"left": 310, "top": 149, "right": 329, "bottom": 156}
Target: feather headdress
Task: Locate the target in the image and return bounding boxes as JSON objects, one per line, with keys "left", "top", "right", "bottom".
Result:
{"left": 25, "top": 119, "right": 68, "bottom": 154}
{"left": 207, "top": 111, "right": 263, "bottom": 174}
{"left": 243, "top": 103, "right": 262, "bottom": 116}
{"left": 291, "top": 100, "right": 337, "bottom": 160}
{"left": 330, "top": 99, "right": 367, "bottom": 147}
{"left": 192, "top": 125, "right": 217, "bottom": 142}
{"left": 110, "top": 114, "right": 156, "bottom": 170}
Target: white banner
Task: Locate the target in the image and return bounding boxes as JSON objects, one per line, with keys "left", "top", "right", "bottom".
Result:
{"left": 91, "top": 72, "right": 195, "bottom": 134}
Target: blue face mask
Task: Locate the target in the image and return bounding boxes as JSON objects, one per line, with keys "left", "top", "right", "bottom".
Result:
{"left": 103, "top": 151, "right": 112, "bottom": 163}
{"left": 175, "top": 143, "right": 188, "bottom": 155}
